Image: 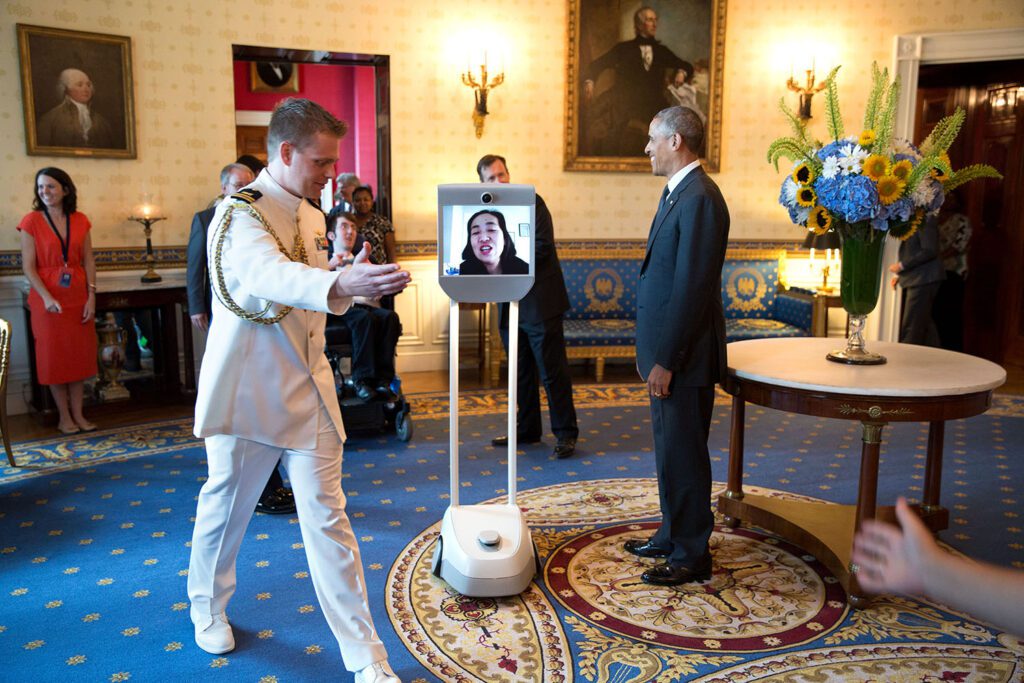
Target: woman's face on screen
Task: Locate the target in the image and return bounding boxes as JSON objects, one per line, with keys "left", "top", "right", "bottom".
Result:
{"left": 469, "top": 213, "right": 503, "bottom": 269}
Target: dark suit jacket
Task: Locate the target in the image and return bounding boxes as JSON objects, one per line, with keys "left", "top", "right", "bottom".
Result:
{"left": 637, "top": 167, "right": 730, "bottom": 386}
{"left": 898, "top": 215, "right": 945, "bottom": 288}
{"left": 186, "top": 207, "right": 217, "bottom": 318}
{"left": 585, "top": 38, "right": 693, "bottom": 127}
{"left": 499, "top": 194, "right": 570, "bottom": 327}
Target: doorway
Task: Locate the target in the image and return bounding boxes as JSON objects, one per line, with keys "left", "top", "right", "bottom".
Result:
{"left": 914, "top": 61, "right": 1024, "bottom": 367}
{"left": 230, "top": 45, "right": 392, "bottom": 219}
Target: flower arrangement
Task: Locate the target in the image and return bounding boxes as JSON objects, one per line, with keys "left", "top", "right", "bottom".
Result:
{"left": 768, "top": 63, "right": 1000, "bottom": 242}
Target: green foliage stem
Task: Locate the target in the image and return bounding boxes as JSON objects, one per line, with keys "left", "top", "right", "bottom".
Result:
{"left": 943, "top": 164, "right": 1003, "bottom": 193}
{"left": 822, "top": 65, "right": 844, "bottom": 141}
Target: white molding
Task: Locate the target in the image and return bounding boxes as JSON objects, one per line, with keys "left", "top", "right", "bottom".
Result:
{"left": 235, "top": 110, "right": 272, "bottom": 127}
{"left": 880, "top": 28, "right": 1024, "bottom": 342}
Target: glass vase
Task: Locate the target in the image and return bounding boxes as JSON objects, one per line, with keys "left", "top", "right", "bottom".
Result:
{"left": 826, "top": 229, "right": 887, "bottom": 365}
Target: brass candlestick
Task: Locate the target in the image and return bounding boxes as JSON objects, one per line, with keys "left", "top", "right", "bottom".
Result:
{"left": 128, "top": 215, "right": 165, "bottom": 283}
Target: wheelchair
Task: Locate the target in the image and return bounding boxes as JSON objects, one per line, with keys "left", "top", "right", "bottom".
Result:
{"left": 324, "top": 312, "right": 413, "bottom": 442}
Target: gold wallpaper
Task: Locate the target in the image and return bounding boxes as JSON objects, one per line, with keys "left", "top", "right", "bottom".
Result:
{"left": 1, "top": 0, "right": 1021, "bottom": 251}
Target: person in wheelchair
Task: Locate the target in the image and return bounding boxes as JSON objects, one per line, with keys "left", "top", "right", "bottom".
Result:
{"left": 326, "top": 210, "right": 402, "bottom": 402}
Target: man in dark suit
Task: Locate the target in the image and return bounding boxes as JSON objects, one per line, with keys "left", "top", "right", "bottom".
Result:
{"left": 625, "top": 106, "right": 730, "bottom": 586}
{"left": 890, "top": 215, "right": 944, "bottom": 346}
{"left": 583, "top": 6, "right": 693, "bottom": 156}
{"left": 187, "top": 163, "right": 254, "bottom": 331}
{"left": 186, "top": 162, "right": 295, "bottom": 515}
{"left": 477, "top": 155, "right": 579, "bottom": 459}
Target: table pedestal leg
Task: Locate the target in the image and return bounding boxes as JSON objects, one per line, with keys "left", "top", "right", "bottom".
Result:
{"left": 922, "top": 420, "right": 946, "bottom": 515}
{"left": 722, "top": 395, "right": 745, "bottom": 528}
{"left": 850, "top": 420, "right": 885, "bottom": 608}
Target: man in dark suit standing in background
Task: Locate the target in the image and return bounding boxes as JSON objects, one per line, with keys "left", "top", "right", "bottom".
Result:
{"left": 889, "top": 215, "right": 944, "bottom": 346}
{"left": 625, "top": 106, "right": 730, "bottom": 585}
{"left": 477, "top": 154, "right": 579, "bottom": 459}
{"left": 186, "top": 161, "right": 295, "bottom": 515}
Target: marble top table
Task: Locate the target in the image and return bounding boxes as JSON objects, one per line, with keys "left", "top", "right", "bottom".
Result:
{"left": 718, "top": 337, "right": 1006, "bottom": 607}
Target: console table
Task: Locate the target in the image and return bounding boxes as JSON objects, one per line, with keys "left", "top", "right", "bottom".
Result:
{"left": 23, "top": 272, "right": 195, "bottom": 413}
{"left": 718, "top": 337, "right": 1005, "bottom": 607}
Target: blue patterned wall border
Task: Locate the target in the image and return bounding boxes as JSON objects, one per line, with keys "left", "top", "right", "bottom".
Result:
{"left": 0, "top": 240, "right": 801, "bottom": 275}
{"left": 394, "top": 238, "right": 801, "bottom": 259}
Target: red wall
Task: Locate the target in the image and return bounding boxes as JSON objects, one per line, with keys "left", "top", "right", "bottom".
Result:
{"left": 232, "top": 61, "right": 377, "bottom": 193}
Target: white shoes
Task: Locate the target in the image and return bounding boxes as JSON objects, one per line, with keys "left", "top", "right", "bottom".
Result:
{"left": 355, "top": 660, "right": 401, "bottom": 683}
{"left": 191, "top": 607, "right": 235, "bottom": 654}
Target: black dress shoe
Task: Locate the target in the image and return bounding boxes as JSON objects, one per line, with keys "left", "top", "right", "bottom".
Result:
{"left": 641, "top": 558, "right": 713, "bottom": 586}
{"left": 553, "top": 438, "right": 576, "bottom": 459}
{"left": 624, "top": 538, "right": 671, "bottom": 559}
{"left": 354, "top": 380, "right": 378, "bottom": 401}
{"left": 256, "top": 488, "right": 297, "bottom": 515}
{"left": 491, "top": 434, "right": 541, "bottom": 447}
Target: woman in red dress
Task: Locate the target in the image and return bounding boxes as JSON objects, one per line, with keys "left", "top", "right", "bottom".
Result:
{"left": 18, "top": 167, "right": 98, "bottom": 434}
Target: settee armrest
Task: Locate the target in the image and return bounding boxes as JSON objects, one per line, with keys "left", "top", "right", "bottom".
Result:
{"left": 774, "top": 289, "right": 814, "bottom": 332}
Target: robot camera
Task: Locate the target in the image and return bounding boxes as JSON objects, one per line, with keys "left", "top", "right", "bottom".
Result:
{"left": 480, "top": 192, "right": 494, "bottom": 204}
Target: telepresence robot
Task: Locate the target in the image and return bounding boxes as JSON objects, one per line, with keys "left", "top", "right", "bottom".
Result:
{"left": 431, "top": 184, "right": 540, "bottom": 597}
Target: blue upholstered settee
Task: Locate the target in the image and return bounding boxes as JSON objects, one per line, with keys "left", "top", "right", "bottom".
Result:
{"left": 547, "top": 247, "right": 815, "bottom": 381}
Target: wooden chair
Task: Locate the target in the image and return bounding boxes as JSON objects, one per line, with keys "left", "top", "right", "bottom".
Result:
{"left": 0, "top": 318, "right": 14, "bottom": 467}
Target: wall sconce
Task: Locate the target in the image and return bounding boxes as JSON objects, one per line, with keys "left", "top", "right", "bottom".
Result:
{"left": 462, "top": 50, "right": 504, "bottom": 138}
{"left": 128, "top": 198, "right": 165, "bottom": 283}
{"left": 787, "top": 60, "right": 828, "bottom": 120}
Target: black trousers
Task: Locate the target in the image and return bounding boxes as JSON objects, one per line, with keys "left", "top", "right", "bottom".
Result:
{"left": 933, "top": 271, "right": 965, "bottom": 352}
{"left": 343, "top": 304, "right": 401, "bottom": 382}
{"left": 899, "top": 281, "right": 942, "bottom": 346}
{"left": 648, "top": 383, "right": 715, "bottom": 566}
{"left": 499, "top": 315, "right": 579, "bottom": 441}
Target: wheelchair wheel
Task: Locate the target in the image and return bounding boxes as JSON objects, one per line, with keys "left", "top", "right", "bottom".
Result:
{"left": 396, "top": 408, "right": 413, "bottom": 442}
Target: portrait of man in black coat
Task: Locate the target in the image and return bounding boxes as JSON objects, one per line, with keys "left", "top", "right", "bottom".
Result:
{"left": 581, "top": 6, "right": 693, "bottom": 156}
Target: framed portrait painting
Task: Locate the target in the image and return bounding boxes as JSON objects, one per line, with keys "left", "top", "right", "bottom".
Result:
{"left": 17, "top": 24, "right": 136, "bottom": 159}
{"left": 565, "top": 0, "right": 727, "bottom": 172}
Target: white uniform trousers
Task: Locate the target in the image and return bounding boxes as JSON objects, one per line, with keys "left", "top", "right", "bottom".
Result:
{"left": 187, "top": 405, "right": 386, "bottom": 671}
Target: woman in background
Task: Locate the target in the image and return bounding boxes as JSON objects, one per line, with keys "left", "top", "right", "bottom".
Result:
{"left": 458, "top": 209, "right": 528, "bottom": 275}
{"left": 18, "top": 167, "right": 98, "bottom": 434}
{"left": 351, "top": 185, "right": 397, "bottom": 265}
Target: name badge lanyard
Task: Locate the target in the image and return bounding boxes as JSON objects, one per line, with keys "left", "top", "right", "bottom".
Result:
{"left": 42, "top": 207, "right": 72, "bottom": 287}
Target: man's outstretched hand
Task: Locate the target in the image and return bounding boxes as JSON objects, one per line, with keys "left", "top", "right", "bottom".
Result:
{"left": 334, "top": 242, "right": 411, "bottom": 298}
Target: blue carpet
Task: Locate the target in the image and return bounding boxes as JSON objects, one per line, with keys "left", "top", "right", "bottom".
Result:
{"left": 1, "top": 385, "right": 1022, "bottom": 681}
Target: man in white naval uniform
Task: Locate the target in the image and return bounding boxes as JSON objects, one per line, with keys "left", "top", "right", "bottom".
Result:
{"left": 188, "top": 98, "right": 409, "bottom": 683}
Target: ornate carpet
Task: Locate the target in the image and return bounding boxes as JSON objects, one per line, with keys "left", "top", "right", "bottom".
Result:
{"left": 2, "top": 385, "right": 1022, "bottom": 681}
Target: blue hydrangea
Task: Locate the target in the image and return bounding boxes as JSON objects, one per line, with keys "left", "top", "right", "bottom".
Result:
{"left": 815, "top": 173, "right": 879, "bottom": 224}
{"left": 871, "top": 196, "right": 914, "bottom": 230}
{"left": 817, "top": 141, "right": 847, "bottom": 162}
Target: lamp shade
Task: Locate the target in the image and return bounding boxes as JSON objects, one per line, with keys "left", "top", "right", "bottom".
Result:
{"left": 802, "top": 230, "right": 841, "bottom": 250}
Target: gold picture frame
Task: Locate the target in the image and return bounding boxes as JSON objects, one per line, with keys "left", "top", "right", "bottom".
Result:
{"left": 565, "top": 0, "right": 727, "bottom": 173}
{"left": 250, "top": 62, "right": 300, "bottom": 93}
{"left": 17, "top": 24, "right": 136, "bottom": 159}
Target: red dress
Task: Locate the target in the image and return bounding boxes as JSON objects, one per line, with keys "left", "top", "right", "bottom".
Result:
{"left": 17, "top": 211, "right": 98, "bottom": 385}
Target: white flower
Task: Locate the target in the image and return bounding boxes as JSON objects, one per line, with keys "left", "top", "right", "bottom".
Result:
{"left": 838, "top": 156, "right": 862, "bottom": 175}
{"left": 821, "top": 157, "right": 841, "bottom": 179}
{"left": 911, "top": 180, "right": 937, "bottom": 207}
{"left": 840, "top": 143, "right": 868, "bottom": 164}
{"left": 795, "top": 205, "right": 812, "bottom": 224}
{"left": 783, "top": 177, "right": 799, "bottom": 203}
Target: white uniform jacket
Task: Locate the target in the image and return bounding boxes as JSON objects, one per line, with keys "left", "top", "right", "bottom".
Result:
{"left": 193, "top": 169, "right": 351, "bottom": 449}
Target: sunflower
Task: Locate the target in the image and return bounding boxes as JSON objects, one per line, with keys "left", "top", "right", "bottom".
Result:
{"left": 876, "top": 175, "right": 906, "bottom": 204}
{"left": 809, "top": 206, "right": 832, "bottom": 234}
{"left": 902, "top": 210, "right": 926, "bottom": 240}
{"left": 931, "top": 152, "right": 952, "bottom": 181}
{"left": 858, "top": 129, "right": 876, "bottom": 147}
{"left": 792, "top": 162, "right": 815, "bottom": 185}
{"left": 862, "top": 154, "right": 890, "bottom": 181}
{"left": 890, "top": 159, "right": 913, "bottom": 182}
{"left": 796, "top": 186, "right": 817, "bottom": 207}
